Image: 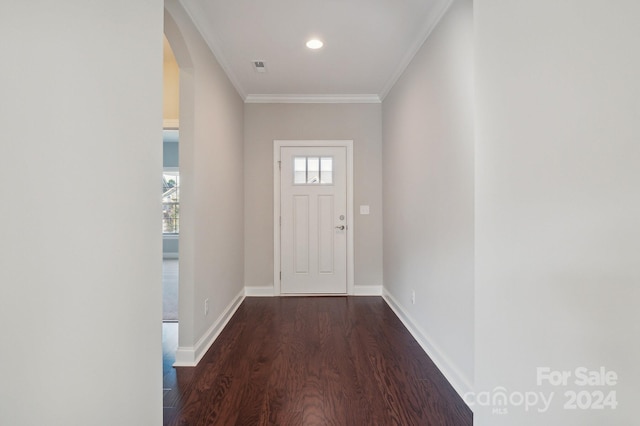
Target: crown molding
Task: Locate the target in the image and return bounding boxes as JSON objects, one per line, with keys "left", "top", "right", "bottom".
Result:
{"left": 178, "top": 0, "right": 247, "bottom": 99}
{"left": 244, "top": 94, "right": 381, "bottom": 104}
{"left": 378, "top": 0, "right": 454, "bottom": 101}
{"left": 178, "top": 0, "right": 452, "bottom": 104}
{"left": 163, "top": 119, "right": 179, "bottom": 129}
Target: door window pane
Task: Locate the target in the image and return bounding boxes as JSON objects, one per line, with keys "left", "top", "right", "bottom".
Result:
{"left": 294, "top": 157, "right": 307, "bottom": 184}
{"left": 307, "top": 157, "right": 320, "bottom": 183}
{"left": 292, "top": 156, "right": 333, "bottom": 185}
{"left": 320, "top": 157, "right": 333, "bottom": 184}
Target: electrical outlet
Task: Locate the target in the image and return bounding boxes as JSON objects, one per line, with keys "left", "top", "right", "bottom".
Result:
{"left": 411, "top": 290, "right": 416, "bottom": 305}
{"left": 204, "top": 298, "right": 209, "bottom": 316}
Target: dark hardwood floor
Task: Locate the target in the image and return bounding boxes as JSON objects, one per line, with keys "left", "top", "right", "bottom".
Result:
{"left": 163, "top": 297, "right": 472, "bottom": 426}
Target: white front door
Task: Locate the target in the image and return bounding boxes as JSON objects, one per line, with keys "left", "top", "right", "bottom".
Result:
{"left": 280, "top": 146, "right": 347, "bottom": 294}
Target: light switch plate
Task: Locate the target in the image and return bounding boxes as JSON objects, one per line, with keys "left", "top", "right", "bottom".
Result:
{"left": 360, "top": 205, "right": 370, "bottom": 215}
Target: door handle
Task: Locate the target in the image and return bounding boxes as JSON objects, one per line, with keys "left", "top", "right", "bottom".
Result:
{"left": 335, "top": 225, "right": 345, "bottom": 230}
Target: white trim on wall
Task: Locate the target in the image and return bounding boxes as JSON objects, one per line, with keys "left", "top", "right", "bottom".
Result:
{"left": 173, "top": 289, "right": 245, "bottom": 367}
{"left": 245, "top": 94, "right": 381, "bottom": 104}
{"left": 273, "top": 140, "right": 354, "bottom": 296}
{"left": 163, "top": 119, "right": 180, "bottom": 129}
{"left": 379, "top": 0, "right": 454, "bottom": 100}
{"left": 382, "top": 288, "right": 473, "bottom": 403}
{"left": 177, "top": 0, "right": 247, "bottom": 99}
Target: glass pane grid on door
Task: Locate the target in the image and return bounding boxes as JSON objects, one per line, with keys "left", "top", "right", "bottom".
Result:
{"left": 294, "top": 156, "right": 333, "bottom": 185}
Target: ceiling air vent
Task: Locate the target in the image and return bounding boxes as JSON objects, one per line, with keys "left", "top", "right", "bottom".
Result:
{"left": 252, "top": 60, "right": 267, "bottom": 73}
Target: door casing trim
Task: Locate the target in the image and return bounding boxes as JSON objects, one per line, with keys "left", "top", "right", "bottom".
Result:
{"left": 273, "top": 140, "right": 354, "bottom": 296}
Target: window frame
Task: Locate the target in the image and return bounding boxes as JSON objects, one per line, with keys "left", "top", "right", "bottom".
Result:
{"left": 162, "top": 167, "right": 180, "bottom": 235}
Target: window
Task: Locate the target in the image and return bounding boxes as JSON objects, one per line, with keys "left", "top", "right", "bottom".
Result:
{"left": 294, "top": 156, "right": 333, "bottom": 184}
{"left": 163, "top": 171, "right": 179, "bottom": 234}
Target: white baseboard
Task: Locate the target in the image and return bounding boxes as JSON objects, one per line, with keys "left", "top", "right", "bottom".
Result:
{"left": 353, "top": 285, "right": 383, "bottom": 295}
{"left": 244, "top": 286, "right": 275, "bottom": 297}
{"left": 244, "top": 285, "right": 381, "bottom": 296}
{"left": 382, "top": 288, "right": 473, "bottom": 404}
{"left": 173, "top": 289, "right": 245, "bottom": 367}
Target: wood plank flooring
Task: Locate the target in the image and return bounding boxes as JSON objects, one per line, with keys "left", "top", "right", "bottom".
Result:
{"left": 163, "top": 297, "right": 472, "bottom": 426}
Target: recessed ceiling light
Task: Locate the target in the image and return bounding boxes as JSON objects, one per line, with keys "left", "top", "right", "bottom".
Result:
{"left": 306, "top": 39, "right": 323, "bottom": 49}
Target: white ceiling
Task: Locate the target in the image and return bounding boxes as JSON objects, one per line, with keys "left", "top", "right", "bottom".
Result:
{"left": 179, "top": 0, "right": 452, "bottom": 102}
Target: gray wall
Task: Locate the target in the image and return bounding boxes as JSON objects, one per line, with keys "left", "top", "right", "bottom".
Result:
{"left": 163, "top": 142, "right": 179, "bottom": 168}
{"left": 165, "top": 0, "right": 245, "bottom": 355}
{"left": 0, "top": 1, "right": 163, "bottom": 424}
{"left": 163, "top": 236, "right": 179, "bottom": 257}
{"left": 475, "top": 1, "right": 640, "bottom": 424}
{"left": 244, "top": 103, "right": 383, "bottom": 292}
{"left": 381, "top": 0, "right": 474, "bottom": 396}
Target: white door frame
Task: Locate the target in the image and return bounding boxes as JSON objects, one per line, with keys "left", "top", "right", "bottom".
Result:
{"left": 274, "top": 140, "right": 354, "bottom": 295}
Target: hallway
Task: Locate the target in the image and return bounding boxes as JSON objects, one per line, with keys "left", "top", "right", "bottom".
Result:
{"left": 162, "top": 297, "right": 472, "bottom": 425}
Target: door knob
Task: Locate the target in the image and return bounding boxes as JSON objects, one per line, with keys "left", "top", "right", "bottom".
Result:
{"left": 335, "top": 225, "right": 345, "bottom": 230}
